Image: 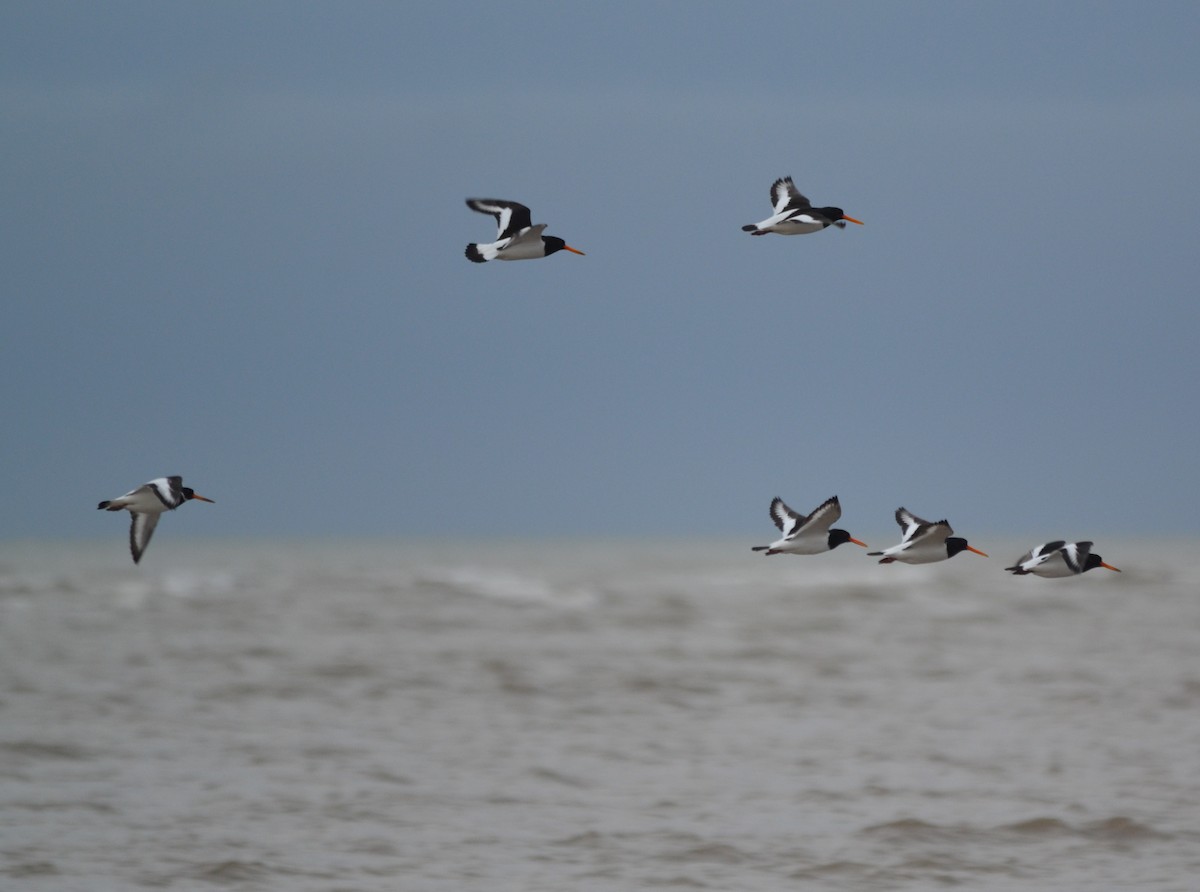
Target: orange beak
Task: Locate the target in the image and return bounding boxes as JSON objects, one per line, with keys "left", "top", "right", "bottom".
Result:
{"left": 1100, "top": 562, "right": 1121, "bottom": 572}
{"left": 966, "top": 545, "right": 988, "bottom": 557}
{"left": 841, "top": 215, "right": 865, "bottom": 226}
{"left": 192, "top": 494, "right": 215, "bottom": 503}
{"left": 849, "top": 537, "right": 869, "bottom": 548}
{"left": 562, "top": 245, "right": 585, "bottom": 256}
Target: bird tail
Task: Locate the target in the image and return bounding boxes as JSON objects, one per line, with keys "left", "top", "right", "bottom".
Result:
{"left": 98, "top": 500, "right": 117, "bottom": 510}
{"left": 465, "top": 243, "right": 488, "bottom": 263}
{"left": 751, "top": 545, "right": 768, "bottom": 552}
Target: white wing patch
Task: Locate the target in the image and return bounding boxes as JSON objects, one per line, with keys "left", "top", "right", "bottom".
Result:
{"left": 129, "top": 512, "right": 161, "bottom": 564}
{"left": 788, "top": 213, "right": 821, "bottom": 226}
{"left": 769, "top": 497, "right": 802, "bottom": 536}
{"left": 472, "top": 200, "right": 512, "bottom": 238}
{"left": 769, "top": 176, "right": 810, "bottom": 214}
{"left": 467, "top": 199, "right": 534, "bottom": 240}
{"left": 895, "top": 508, "right": 924, "bottom": 542}
{"left": 1062, "top": 542, "right": 1093, "bottom": 573}
{"left": 145, "top": 477, "right": 177, "bottom": 508}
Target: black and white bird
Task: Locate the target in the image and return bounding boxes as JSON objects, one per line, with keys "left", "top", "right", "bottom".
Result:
{"left": 98, "top": 476, "right": 214, "bottom": 564}
{"left": 868, "top": 507, "right": 988, "bottom": 564}
{"left": 741, "top": 176, "right": 864, "bottom": 236}
{"left": 1005, "top": 541, "right": 1121, "bottom": 577}
{"left": 464, "top": 198, "right": 585, "bottom": 262}
{"left": 751, "top": 495, "right": 868, "bottom": 555}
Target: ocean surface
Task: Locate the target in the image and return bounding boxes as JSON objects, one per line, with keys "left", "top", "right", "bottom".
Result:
{"left": 1, "top": 537, "right": 1198, "bottom": 891}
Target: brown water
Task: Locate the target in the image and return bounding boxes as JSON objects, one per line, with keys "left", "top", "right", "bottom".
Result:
{"left": 1, "top": 538, "right": 1197, "bottom": 890}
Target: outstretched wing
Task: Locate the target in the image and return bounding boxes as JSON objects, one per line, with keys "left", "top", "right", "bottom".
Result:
{"left": 799, "top": 496, "right": 842, "bottom": 535}
{"left": 129, "top": 512, "right": 161, "bottom": 564}
{"left": 466, "top": 199, "right": 534, "bottom": 240}
{"left": 770, "top": 176, "right": 811, "bottom": 214}
{"left": 768, "top": 497, "right": 804, "bottom": 536}
{"left": 895, "top": 507, "right": 951, "bottom": 545}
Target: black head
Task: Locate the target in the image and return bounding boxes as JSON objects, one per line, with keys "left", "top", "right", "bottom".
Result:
{"left": 542, "top": 236, "right": 585, "bottom": 257}
{"left": 818, "top": 206, "right": 864, "bottom": 227}
{"left": 828, "top": 528, "right": 869, "bottom": 550}
{"left": 1082, "top": 552, "right": 1120, "bottom": 573}
{"left": 946, "top": 537, "right": 988, "bottom": 559}
{"left": 181, "top": 487, "right": 215, "bottom": 504}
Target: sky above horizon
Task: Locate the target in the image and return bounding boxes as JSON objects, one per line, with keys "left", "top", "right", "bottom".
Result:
{"left": 4, "top": 2, "right": 1199, "bottom": 543}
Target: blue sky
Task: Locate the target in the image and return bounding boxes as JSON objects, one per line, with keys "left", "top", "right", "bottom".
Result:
{"left": 3, "top": 2, "right": 1198, "bottom": 541}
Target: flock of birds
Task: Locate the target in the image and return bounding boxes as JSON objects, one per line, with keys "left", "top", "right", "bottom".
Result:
{"left": 96, "top": 477, "right": 1121, "bottom": 579}
{"left": 749, "top": 494, "right": 1120, "bottom": 577}
{"left": 97, "top": 178, "right": 1120, "bottom": 580}
{"left": 462, "top": 175, "right": 861, "bottom": 262}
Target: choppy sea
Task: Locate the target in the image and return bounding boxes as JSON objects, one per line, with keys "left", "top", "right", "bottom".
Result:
{"left": 1, "top": 537, "right": 1198, "bottom": 891}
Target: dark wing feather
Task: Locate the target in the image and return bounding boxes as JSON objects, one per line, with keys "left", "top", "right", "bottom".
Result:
{"left": 771, "top": 176, "right": 811, "bottom": 213}
{"left": 895, "top": 507, "right": 952, "bottom": 544}
{"left": 800, "top": 496, "right": 842, "bottom": 534}
{"left": 466, "top": 199, "right": 534, "bottom": 240}
{"left": 1063, "top": 541, "right": 1094, "bottom": 573}
{"left": 129, "top": 512, "right": 160, "bottom": 564}
{"left": 768, "top": 497, "right": 803, "bottom": 535}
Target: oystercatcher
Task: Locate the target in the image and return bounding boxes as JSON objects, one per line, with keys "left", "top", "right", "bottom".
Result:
{"left": 464, "top": 198, "right": 585, "bottom": 262}
{"left": 868, "top": 507, "right": 987, "bottom": 564}
{"left": 98, "top": 476, "right": 214, "bottom": 564}
{"left": 742, "top": 176, "right": 863, "bottom": 236}
{"left": 751, "top": 495, "right": 867, "bottom": 555}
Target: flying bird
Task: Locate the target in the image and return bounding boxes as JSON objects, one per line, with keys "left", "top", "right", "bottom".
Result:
{"left": 868, "top": 507, "right": 988, "bottom": 564}
{"left": 464, "top": 198, "right": 585, "bottom": 262}
{"left": 741, "top": 176, "right": 864, "bottom": 236}
{"left": 1005, "top": 541, "right": 1121, "bottom": 577}
{"left": 98, "top": 476, "right": 214, "bottom": 564}
{"left": 751, "top": 495, "right": 868, "bottom": 555}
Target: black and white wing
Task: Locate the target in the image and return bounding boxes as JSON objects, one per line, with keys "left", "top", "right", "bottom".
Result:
{"left": 145, "top": 475, "right": 185, "bottom": 509}
{"left": 895, "top": 507, "right": 951, "bottom": 545}
{"left": 768, "top": 497, "right": 804, "bottom": 537}
{"left": 1006, "top": 541, "right": 1057, "bottom": 572}
{"left": 801, "top": 496, "right": 842, "bottom": 535}
{"left": 466, "top": 199, "right": 534, "bottom": 240}
{"left": 1060, "top": 541, "right": 1095, "bottom": 574}
{"left": 129, "top": 512, "right": 161, "bottom": 564}
{"left": 770, "top": 176, "right": 811, "bottom": 214}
